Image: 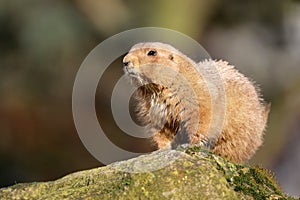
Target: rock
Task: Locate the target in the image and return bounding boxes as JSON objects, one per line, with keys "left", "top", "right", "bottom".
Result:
{"left": 0, "top": 148, "right": 295, "bottom": 199}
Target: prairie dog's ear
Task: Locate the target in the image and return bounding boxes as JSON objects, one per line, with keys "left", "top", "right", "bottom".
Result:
{"left": 168, "top": 54, "right": 174, "bottom": 61}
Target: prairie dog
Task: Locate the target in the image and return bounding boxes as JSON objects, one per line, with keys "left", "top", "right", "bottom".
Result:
{"left": 123, "top": 42, "right": 270, "bottom": 163}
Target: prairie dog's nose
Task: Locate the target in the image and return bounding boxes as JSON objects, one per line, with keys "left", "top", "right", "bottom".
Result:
{"left": 123, "top": 55, "right": 132, "bottom": 67}
{"left": 123, "top": 54, "right": 138, "bottom": 68}
{"left": 123, "top": 61, "right": 130, "bottom": 67}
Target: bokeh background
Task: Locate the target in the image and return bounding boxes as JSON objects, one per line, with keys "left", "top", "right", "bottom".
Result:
{"left": 1, "top": 0, "right": 300, "bottom": 197}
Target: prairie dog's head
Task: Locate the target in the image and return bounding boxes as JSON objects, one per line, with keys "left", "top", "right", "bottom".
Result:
{"left": 123, "top": 42, "right": 189, "bottom": 85}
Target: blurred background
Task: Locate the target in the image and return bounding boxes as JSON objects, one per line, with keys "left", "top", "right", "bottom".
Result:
{"left": 0, "top": 0, "right": 300, "bottom": 197}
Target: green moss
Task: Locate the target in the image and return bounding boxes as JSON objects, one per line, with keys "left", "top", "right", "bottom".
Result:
{"left": 182, "top": 146, "right": 211, "bottom": 156}
{"left": 230, "top": 167, "right": 287, "bottom": 200}
{"left": 208, "top": 153, "right": 291, "bottom": 200}
{"left": 183, "top": 147, "right": 295, "bottom": 200}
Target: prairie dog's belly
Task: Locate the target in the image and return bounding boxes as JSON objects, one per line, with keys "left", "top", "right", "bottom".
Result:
{"left": 133, "top": 84, "right": 183, "bottom": 148}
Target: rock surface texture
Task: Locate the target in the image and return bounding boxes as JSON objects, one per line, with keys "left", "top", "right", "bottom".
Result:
{"left": 0, "top": 148, "right": 295, "bottom": 199}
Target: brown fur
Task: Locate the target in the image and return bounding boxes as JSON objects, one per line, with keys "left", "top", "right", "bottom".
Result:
{"left": 123, "top": 42, "right": 270, "bottom": 163}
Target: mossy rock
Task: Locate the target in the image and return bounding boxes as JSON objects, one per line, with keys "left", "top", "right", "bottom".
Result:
{"left": 0, "top": 148, "right": 295, "bottom": 199}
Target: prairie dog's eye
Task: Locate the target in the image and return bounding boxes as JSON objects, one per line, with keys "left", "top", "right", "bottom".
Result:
{"left": 147, "top": 50, "right": 157, "bottom": 56}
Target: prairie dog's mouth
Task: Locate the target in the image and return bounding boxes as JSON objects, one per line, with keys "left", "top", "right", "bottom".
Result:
{"left": 123, "top": 66, "right": 139, "bottom": 78}
{"left": 124, "top": 66, "right": 143, "bottom": 84}
{"left": 123, "top": 66, "right": 152, "bottom": 86}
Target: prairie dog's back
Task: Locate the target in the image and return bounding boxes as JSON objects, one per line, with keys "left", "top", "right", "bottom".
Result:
{"left": 200, "top": 60, "right": 269, "bottom": 162}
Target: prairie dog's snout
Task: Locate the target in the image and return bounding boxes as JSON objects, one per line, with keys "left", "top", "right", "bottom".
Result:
{"left": 123, "top": 53, "right": 145, "bottom": 83}
{"left": 123, "top": 54, "right": 139, "bottom": 69}
{"left": 122, "top": 56, "right": 131, "bottom": 67}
